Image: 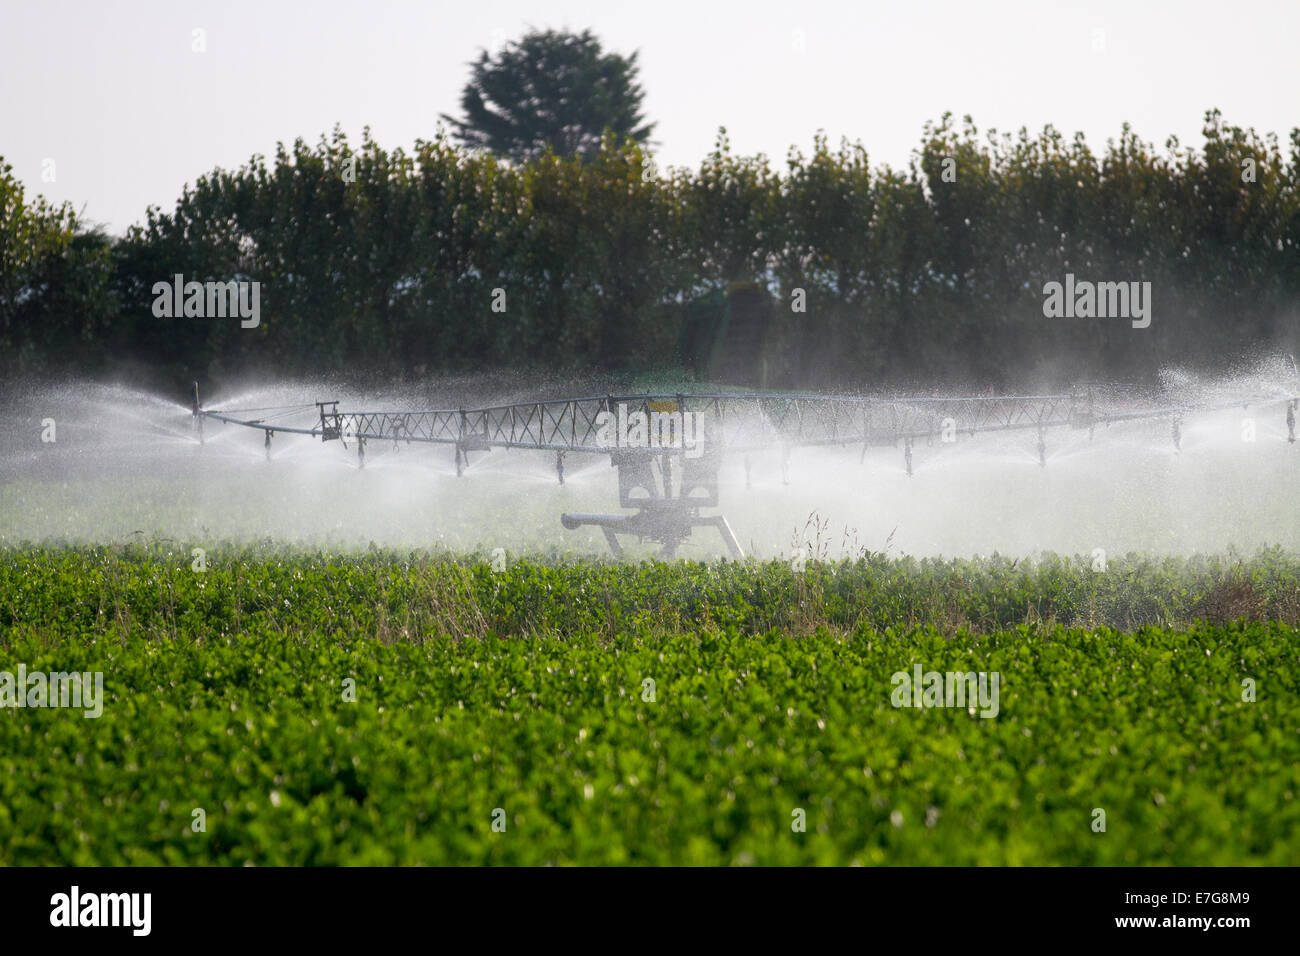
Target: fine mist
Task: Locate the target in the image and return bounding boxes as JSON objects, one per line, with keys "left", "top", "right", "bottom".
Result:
{"left": 2, "top": 364, "right": 1298, "bottom": 561}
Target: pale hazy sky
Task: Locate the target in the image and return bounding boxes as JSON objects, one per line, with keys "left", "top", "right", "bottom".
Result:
{"left": 3, "top": 0, "right": 1297, "bottom": 235}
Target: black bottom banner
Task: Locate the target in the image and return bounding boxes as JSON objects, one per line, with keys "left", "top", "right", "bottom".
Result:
{"left": 0, "top": 865, "right": 1285, "bottom": 943}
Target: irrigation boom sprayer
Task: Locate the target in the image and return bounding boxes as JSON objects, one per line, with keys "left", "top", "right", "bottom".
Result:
{"left": 192, "top": 365, "right": 1299, "bottom": 559}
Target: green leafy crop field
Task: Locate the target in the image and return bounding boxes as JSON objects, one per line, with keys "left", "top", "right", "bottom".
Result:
{"left": 1, "top": 545, "right": 1297, "bottom": 865}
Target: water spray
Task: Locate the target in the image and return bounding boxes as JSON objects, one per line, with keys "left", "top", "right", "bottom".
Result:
{"left": 190, "top": 381, "right": 1299, "bottom": 559}
{"left": 192, "top": 382, "right": 204, "bottom": 445}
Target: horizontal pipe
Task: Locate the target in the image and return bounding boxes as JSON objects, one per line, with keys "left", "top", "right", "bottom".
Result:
{"left": 199, "top": 391, "right": 1299, "bottom": 452}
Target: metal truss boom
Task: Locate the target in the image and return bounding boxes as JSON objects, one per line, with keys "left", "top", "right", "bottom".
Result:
{"left": 198, "top": 387, "right": 1298, "bottom": 456}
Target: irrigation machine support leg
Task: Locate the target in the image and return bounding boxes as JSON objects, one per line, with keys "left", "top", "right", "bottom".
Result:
{"left": 556, "top": 451, "right": 565, "bottom": 485}
{"left": 357, "top": 437, "right": 365, "bottom": 469}
{"left": 265, "top": 429, "right": 272, "bottom": 460}
{"left": 1037, "top": 426, "right": 1047, "bottom": 467}
{"left": 904, "top": 437, "right": 913, "bottom": 477}
{"left": 701, "top": 514, "right": 744, "bottom": 560}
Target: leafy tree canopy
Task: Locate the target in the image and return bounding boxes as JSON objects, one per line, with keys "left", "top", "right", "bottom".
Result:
{"left": 441, "top": 28, "right": 656, "bottom": 164}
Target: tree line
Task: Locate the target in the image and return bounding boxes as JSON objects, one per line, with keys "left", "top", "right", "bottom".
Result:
{"left": 2, "top": 109, "right": 1297, "bottom": 393}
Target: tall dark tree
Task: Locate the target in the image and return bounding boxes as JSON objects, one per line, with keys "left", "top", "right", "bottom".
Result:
{"left": 441, "top": 28, "right": 656, "bottom": 164}
{"left": 0, "top": 157, "right": 116, "bottom": 368}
